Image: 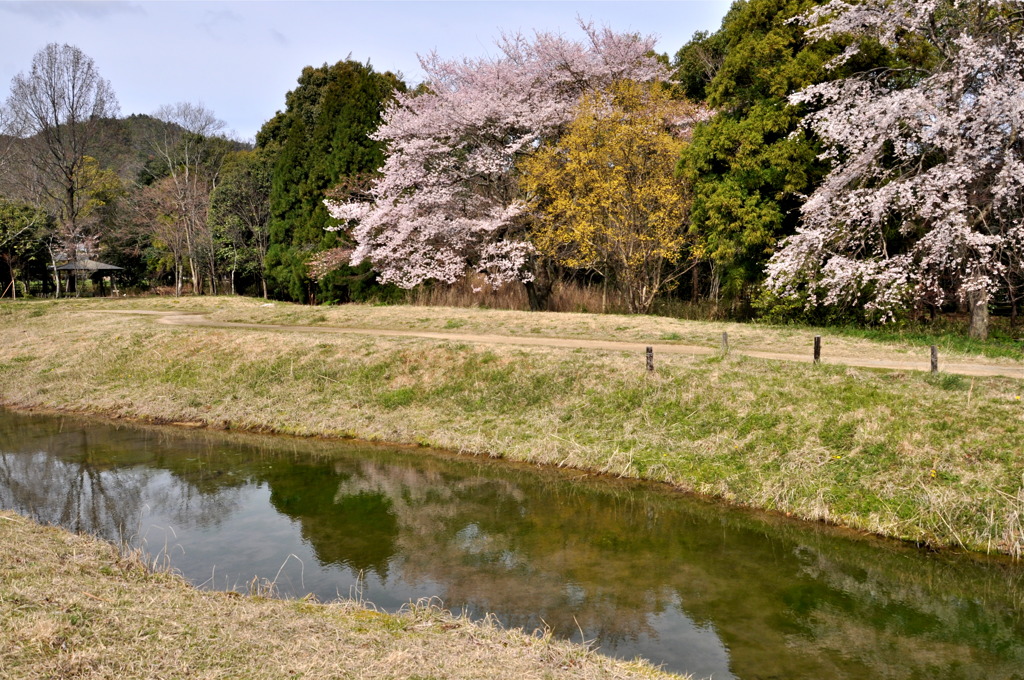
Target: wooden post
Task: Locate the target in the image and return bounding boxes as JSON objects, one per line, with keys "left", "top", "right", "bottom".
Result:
{"left": 813, "top": 336, "right": 821, "bottom": 364}
{"left": 721, "top": 332, "right": 729, "bottom": 354}
{"left": 931, "top": 345, "right": 939, "bottom": 374}
{"left": 646, "top": 346, "right": 654, "bottom": 372}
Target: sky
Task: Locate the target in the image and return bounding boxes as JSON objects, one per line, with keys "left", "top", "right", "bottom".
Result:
{"left": 0, "top": 1, "right": 731, "bottom": 142}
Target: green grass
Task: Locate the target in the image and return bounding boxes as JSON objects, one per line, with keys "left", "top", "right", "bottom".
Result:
{"left": 791, "top": 317, "right": 1024, "bottom": 361}
{"left": 1, "top": 297, "right": 1023, "bottom": 556}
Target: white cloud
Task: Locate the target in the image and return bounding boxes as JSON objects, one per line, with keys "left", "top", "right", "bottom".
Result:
{"left": 0, "top": 1, "right": 144, "bottom": 27}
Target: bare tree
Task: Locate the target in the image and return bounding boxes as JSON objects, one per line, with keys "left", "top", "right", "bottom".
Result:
{"left": 0, "top": 106, "right": 15, "bottom": 180}
{"left": 149, "top": 102, "right": 228, "bottom": 295}
{"left": 131, "top": 176, "right": 189, "bottom": 295}
{"left": 3, "top": 44, "right": 119, "bottom": 296}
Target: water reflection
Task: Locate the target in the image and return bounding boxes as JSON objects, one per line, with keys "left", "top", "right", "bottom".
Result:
{"left": 1, "top": 409, "right": 1022, "bottom": 680}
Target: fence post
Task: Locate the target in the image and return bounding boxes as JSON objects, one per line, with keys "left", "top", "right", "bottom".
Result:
{"left": 721, "top": 332, "right": 729, "bottom": 354}
{"left": 814, "top": 336, "right": 821, "bottom": 364}
{"left": 931, "top": 346, "right": 939, "bottom": 374}
{"left": 646, "top": 346, "right": 654, "bottom": 372}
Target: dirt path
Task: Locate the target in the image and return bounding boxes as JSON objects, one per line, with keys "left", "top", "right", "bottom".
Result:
{"left": 102, "top": 309, "right": 1024, "bottom": 380}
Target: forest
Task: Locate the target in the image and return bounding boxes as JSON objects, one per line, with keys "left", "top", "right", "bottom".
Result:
{"left": 0, "top": 0, "right": 1021, "bottom": 340}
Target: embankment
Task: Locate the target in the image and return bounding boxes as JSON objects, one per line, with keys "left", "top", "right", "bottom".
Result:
{"left": 1, "top": 296, "right": 1023, "bottom": 555}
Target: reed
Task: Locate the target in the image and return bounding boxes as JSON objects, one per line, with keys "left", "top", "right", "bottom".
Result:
{"left": 404, "top": 275, "right": 631, "bottom": 314}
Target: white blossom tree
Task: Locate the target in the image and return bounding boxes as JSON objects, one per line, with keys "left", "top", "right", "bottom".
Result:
{"left": 325, "top": 22, "right": 666, "bottom": 309}
{"left": 765, "top": 0, "right": 1024, "bottom": 338}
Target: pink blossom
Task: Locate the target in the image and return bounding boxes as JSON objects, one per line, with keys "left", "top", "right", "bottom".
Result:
{"left": 325, "top": 21, "right": 667, "bottom": 288}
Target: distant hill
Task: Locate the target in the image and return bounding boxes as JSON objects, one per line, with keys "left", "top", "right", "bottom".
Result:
{"left": 1, "top": 113, "right": 252, "bottom": 191}
{"left": 94, "top": 114, "right": 251, "bottom": 184}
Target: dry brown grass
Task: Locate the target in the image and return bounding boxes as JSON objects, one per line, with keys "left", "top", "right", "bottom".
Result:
{"left": 0, "top": 511, "right": 684, "bottom": 680}
{"left": 2, "top": 297, "right": 1024, "bottom": 555}
{"left": 404, "top": 274, "right": 628, "bottom": 314}
{"left": 72, "top": 294, "right": 1024, "bottom": 369}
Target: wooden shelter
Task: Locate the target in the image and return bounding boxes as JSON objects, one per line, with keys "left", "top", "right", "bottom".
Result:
{"left": 55, "top": 259, "right": 123, "bottom": 296}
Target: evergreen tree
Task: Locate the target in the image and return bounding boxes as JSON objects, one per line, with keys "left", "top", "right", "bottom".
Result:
{"left": 674, "top": 0, "right": 891, "bottom": 301}
{"left": 258, "top": 60, "right": 404, "bottom": 303}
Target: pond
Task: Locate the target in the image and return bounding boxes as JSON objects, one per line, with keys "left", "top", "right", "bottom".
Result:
{"left": 1, "top": 409, "right": 1022, "bottom": 679}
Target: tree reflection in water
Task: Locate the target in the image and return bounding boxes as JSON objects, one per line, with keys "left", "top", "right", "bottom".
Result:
{"left": 1, "top": 409, "right": 1023, "bottom": 680}
{"left": 0, "top": 414, "right": 244, "bottom": 539}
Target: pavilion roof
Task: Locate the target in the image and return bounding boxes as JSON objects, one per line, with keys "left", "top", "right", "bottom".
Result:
{"left": 55, "top": 259, "right": 124, "bottom": 272}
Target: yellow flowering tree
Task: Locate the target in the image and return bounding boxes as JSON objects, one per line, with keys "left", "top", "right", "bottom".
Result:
{"left": 520, "top": 80, "right": 705, "bottom": 313}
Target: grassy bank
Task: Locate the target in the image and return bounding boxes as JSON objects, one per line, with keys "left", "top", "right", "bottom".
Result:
{"left": 1, "top": 296, "right": 1023, "bottom": 556}
{"left": 0, "top": 512, "right": 681, "bottom": 680}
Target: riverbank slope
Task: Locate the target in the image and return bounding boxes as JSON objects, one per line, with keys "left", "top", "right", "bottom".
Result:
{"left": 1, "top": 296, "right": 1022, "bottom": 555}
{"left": 0, "top": 511, "right": 681, "bottom": 679}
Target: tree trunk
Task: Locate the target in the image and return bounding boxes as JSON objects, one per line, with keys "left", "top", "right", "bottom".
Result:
{"left": 187, "top": 246, "right": 200, "bottom": 294}
{"left": 5, "top": 258, "right": 16, "bottom": 300}
{"left": 209, "top": 249, "right": 219, "bottom": 295}
{"left": 968, "top": 288, "right": 989, "bottom": 340}
{"left": 524, "top": 257, "right": 555, "bottom": 311}
{"left": 525, "top": 279, "right": 556, "bottom": 312}
{"left": 1008, "top": 281, "right": 1019, "bottom": 330}
{"left": 709, "top": 263, "right": 721, "bottom": 303}
{"left": 47, "top": 243, "right": 62, "bottom": 299}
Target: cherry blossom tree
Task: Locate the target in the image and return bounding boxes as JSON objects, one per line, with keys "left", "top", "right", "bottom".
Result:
{"left": 325, "top": 23, "right": 666, "bottom": 309}
{"left": 765, "top": 0, "right": 1024, "bottom": 338}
